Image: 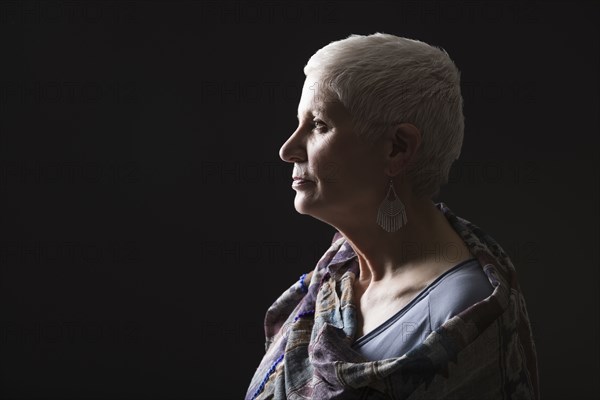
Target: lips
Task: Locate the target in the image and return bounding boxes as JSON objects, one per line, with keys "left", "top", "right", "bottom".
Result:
{"left": 292, "top": 176, "right": 314, "bottom": 182}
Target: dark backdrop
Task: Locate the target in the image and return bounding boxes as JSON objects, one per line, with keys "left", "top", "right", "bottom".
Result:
{"left": 1, "top": 1, "right": 598, "bottom": 399}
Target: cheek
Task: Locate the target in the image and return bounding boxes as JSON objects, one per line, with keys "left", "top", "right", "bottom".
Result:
{"left": 338, "top": 156, "right": 383, "bottom": 201}
{"left": 309, "top": 136, "right": 381, "bottom": 190}
{"left": 314, "top": 156, "right": 377, "bottom": 196}
{"left": 310, "top": 148, "right": 348, "bottom": 186}
{"left": 314, "top": 160, "right": 342, "bottom": 185}
{"left": 308, "top": 141, "right": 338, "bottom": 183}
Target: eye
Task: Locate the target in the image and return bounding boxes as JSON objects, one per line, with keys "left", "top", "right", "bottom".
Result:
{"left": 312, "top": 119, "right": 328, "bottom": 133}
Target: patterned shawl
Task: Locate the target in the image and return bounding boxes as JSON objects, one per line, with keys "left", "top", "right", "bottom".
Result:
{"left": 245, "top": 202, "right": 540, "bottom": 399}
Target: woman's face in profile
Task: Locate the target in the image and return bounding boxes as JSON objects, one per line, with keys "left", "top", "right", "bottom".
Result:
{"left": 279, "top": 74, "right": 387, "bottom": 226}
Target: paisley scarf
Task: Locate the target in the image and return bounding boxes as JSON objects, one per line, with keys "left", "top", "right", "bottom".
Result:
{"left": 245, "top": 202, "right": 539, "bottom": 399}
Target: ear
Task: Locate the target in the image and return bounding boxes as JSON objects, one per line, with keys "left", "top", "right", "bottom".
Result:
{"left": 385, "top": 123, "right": 422, "bottom": 176}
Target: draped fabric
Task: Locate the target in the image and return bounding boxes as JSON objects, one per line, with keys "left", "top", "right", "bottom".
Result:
{"left": 245, "top": 202, "right": 539, "bottom": 400}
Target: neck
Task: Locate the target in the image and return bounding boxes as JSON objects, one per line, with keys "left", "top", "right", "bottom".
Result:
{"left": 334, "top": 195, "right": 468, "bottom": 287}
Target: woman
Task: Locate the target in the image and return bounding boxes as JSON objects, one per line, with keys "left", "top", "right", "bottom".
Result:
{"left": 246, "top": 33, "right": 539, "bottom": 400}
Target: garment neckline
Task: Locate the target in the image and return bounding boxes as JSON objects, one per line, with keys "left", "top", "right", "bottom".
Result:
{"left": 351, "top": 257, "right": 478, "bottom": 347}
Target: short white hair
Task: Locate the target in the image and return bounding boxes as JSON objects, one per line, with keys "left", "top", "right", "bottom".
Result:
{"left": 304, "top": 32, "right": 465, "bottom": 198}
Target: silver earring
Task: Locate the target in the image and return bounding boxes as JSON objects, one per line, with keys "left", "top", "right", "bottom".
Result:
{"left": 376, "top": 178, "right": 407, "bottom": 232}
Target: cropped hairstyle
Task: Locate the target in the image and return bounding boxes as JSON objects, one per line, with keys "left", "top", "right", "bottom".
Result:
{"left": 304, "top": 33, "right": 465, "bottom": 198}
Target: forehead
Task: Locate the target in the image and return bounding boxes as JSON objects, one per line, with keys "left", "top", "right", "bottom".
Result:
{"left": 297, "top": 76, "right": 347, "bottom": 121}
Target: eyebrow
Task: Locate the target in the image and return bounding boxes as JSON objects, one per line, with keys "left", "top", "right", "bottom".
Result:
{"left": 297, "top": 108, "right": 326, "bottom": 121}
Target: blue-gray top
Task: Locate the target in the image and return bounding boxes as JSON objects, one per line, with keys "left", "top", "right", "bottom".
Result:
{"left": 351, "top": 257, "right": 494, "bottom": 360}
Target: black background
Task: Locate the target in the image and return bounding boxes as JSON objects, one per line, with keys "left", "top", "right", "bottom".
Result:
{"left": 1, "top": 1, "right": 598, "bottom": 399}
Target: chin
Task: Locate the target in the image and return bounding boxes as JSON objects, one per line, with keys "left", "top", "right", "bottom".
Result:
{"left": 294, "top": 192, "right": 323, "bottom": 215}
{"left": 294, "top": 199, "right": 312, "bottom": 215}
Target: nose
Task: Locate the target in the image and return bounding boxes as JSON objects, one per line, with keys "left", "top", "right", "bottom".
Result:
{"left": 279, "top": 126, "right": 306, "bottom": 163}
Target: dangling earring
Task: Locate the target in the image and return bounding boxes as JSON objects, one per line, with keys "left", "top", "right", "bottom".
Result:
{"left": 376, "top": 178, "right": 407, "bottom": 232}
